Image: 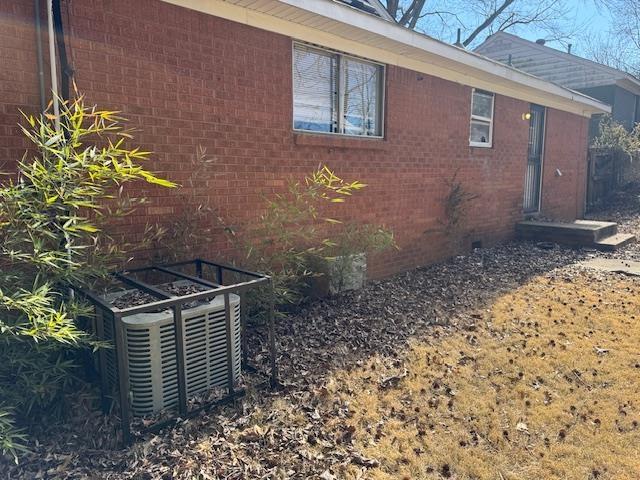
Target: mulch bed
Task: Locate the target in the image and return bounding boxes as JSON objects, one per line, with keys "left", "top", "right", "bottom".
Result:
{"left": 4, "top": 185, "right": 640, "bottom": 479}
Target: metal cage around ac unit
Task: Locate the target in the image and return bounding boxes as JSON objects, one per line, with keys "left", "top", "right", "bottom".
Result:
{"left": 76, "top": 259, "right": 278, "bottom": 446}
{"left": 103, "top": 285, "right": 241, "bottom": 416}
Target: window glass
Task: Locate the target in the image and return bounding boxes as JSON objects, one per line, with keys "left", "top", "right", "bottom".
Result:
{"left": 470, "top": 120, "right": 491, "bottom": 144}
{"left": 472, "top": 91, "right": 493, "bottom": 119}
{"left": 343, "top": 58, "right": 382, "bottom": 136}
{"left": 293, "top": 43, "right": 383, "bottom": 137}
{"left": 470, "top": 89, "right": 494, "bottom": 146}
{"left": 292, "top": 46, "right": 337, "bottom": 133}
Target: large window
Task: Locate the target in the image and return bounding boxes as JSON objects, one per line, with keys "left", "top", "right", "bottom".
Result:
{"left": 293, "top": 43, "right": 384, "bottom": 137}
{"left": 469, "top": 89, "right": 495, "bottom": 147}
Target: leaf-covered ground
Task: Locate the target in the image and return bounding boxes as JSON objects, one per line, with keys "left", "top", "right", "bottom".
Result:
{"left": 329, "top": 273, "right": 640, "bottom": 479}
{"left": 4, "top": 184, "right": 640, "bottom": 479}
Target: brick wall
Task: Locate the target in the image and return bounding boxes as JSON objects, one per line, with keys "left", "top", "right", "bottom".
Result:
{"left": 0, "top": 0, "right": 590, "bottom": 278}
{"left": 541, "top": 109, "right": 590, "bottom": 220}
{"left": 0, "top": 1, "right": 50, "bottom": 172}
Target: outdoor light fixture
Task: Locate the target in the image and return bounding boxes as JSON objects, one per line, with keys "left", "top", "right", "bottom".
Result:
{"left": 522, "top": 112, "right": 532, "bottom": 120}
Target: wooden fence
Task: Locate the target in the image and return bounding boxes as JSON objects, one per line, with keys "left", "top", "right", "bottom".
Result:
{"left": 585, "top": 147, "right": 640, "bottom": 212}
{"left": 586, "top": 147, "right": 620, "bottom": 211}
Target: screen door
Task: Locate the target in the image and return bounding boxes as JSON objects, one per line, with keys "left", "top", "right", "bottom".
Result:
{"left": 523, "top": 104, "right": 546, "bottom": 213}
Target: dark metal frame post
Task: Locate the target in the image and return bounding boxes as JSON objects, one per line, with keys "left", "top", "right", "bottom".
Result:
{"left": 112, "top": 312, "right": 132, "bottom": 446}
{"left": 224, "top": 293, "right": 234, "bottom": 394}
{"left": 267, "top": 277, "right": 279, "bottom": 387}
{"left": 95, "top": 308, "right": 110, "bottom": 414}
{"left": 240, "top": 294, "right": 248, "bottom": 369}
{"left": 73, "top": 288, "right": 122, "bottom": 414}
{"left": 173, "top": 304, "right": 188, "bottom": 415}
{"left": 154, "top": 266, "right": 220, "bottom": 289}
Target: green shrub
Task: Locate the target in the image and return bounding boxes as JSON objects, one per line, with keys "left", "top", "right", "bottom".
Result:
{"left": 591, "top": 116, "right": 640, "bottom": 156}
{"left": 0, "top": 94, "right": 174, "bottom": 461}
{"left": 0, "top": 407, "right": 28, "bottom": 464}
{"left": 224, "top": 166, "right": 395, "bottom": 314}
{"left": 323, "top": 223, "right": 396, "bottom": 259}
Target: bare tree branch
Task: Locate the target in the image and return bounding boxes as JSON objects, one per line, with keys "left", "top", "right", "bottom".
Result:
{"left": 407, "top": 0, "right": 426, "bottom": 29}
{"left": 381, "top": 0, "right": 575, "bottom": 48}
{"left": 580, "top": 0, "right": 640, "bottom": 77}
{"left": 462, "top": 0, "right": 516, "bottom": 46}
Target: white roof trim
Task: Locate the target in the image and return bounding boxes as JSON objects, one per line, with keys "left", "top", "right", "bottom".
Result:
{"left": 334, "top": 0, "right": 395, "bottom": 22}
{"left": 161, "top": 0, "right": 611, "bottom": 116}
{"left": 617, "top": 78, "right": 640, "bottom": 97}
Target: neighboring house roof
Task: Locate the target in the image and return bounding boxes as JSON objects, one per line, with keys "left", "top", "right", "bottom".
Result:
{"left": 161, "top": 0, "right": 610, "bottom": 117}
{"left": 475, "top": 31, "right": 640, "bottom": 96}
{"left": 333, "top": 0, "right": 394, "bottom": 21}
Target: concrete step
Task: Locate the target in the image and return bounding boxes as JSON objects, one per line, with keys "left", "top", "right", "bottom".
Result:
{"left": 594, "top": 233, "right": 636, "bottom": 251}
{"left": 516, "top": 220, "right": 618, "bottom": 246}
{"left": 573, "top": 220, "right": 618, "bottom": 241}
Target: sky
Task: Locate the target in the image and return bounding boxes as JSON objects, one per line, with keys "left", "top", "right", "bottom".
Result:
{"left": 409, "top": 0, "right": 618, "bottom": 61}
{"left": 508, "top": 0, "right": 613, "bottom": 58}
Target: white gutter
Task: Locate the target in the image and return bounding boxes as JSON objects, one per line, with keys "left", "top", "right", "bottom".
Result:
{"left": 162, "top": 0, "right": 610, "bottom": 117}
{"left": 46, "top": 0, "right": 60, "bottom": 129}
{"left": 273, "top": 0, "right": 610, "bottom": 114}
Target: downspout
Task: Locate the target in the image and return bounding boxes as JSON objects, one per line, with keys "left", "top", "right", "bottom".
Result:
{"left": 46, "top": 0, "right": 73, "bottom": 298}
{"left": 52, "top": 0, "right": 72, "bottom": 102}
{"left": 46, "top": 0, "right": 60, "bottom": 128}
{"left": 34, "top": 0, "right": 46, "bottom": 113}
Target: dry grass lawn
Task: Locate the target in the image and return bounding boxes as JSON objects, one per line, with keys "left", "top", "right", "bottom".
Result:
{"left": 325, "top": 273, "right": 640, "bottom": 479}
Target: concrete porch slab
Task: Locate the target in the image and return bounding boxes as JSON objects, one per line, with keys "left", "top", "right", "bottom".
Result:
{"left": 516, "top": 220, "right": 618, "bottom": 246}
{"left": 580, "top": 258, "right": 640, "bottom": 276}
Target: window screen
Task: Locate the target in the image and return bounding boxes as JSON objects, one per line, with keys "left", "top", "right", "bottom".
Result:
{"left": 293, "top": 43, "right": 383, "bottom": 137}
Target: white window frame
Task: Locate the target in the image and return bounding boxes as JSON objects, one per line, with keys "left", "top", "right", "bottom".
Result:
{"left": 469, "top": 88, "right": 495, "bottom": 148}
{"left": 292, "top": 42, "right": 385, "bottom": 139}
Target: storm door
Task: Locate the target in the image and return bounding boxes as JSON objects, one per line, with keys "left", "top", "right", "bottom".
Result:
{"left": 523, "top": 104, "right": 546, "bottom": 213}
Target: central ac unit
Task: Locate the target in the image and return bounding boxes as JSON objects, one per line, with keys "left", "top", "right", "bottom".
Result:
{"left": 103, "top": 282, "right": 241, "bottom": 416}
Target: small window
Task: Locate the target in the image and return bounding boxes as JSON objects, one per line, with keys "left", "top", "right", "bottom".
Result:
{"left": 293, "top": 43, "right": 384, "bottom": 137}
{"left": 470, "top": 89, "right": 495, "bottom": 147}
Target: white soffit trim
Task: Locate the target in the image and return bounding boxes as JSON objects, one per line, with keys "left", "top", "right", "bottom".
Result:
{"left": 160, "top": 0, "right": 611, "bottom": 117}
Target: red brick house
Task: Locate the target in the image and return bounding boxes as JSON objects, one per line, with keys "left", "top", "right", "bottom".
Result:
{"left": 0, "top": 0, "right": 610, "bottom": 278}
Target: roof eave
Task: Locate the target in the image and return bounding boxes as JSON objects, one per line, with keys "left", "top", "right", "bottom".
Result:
{"left": 160, "top": 0, "right": 611, "bottom": 116}
{"left": 616, "top": 77, "right": 640, "bottom": 96}
{"left": 481, "top": 31, "right": 640, "bottom": 93}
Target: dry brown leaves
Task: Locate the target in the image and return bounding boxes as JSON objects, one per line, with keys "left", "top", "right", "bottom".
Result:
{"left": 3, "top": 185, "right": 640, "bottom": 479}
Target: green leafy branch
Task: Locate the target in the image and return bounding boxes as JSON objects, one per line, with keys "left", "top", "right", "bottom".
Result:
{"left": 0, "top": 91, "right": 175, "bottom": 461}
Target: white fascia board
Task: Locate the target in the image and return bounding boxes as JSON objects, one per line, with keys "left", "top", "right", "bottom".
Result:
{"left": 161, "top": 0, "right": 611, "bottom": 117}
{"left": 616, "top": 78, "right": 640, "bottom": 97}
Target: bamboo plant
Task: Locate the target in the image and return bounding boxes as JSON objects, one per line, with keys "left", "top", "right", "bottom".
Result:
{"left": 0, "top": 93, "right": 174, "bottom": 462}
